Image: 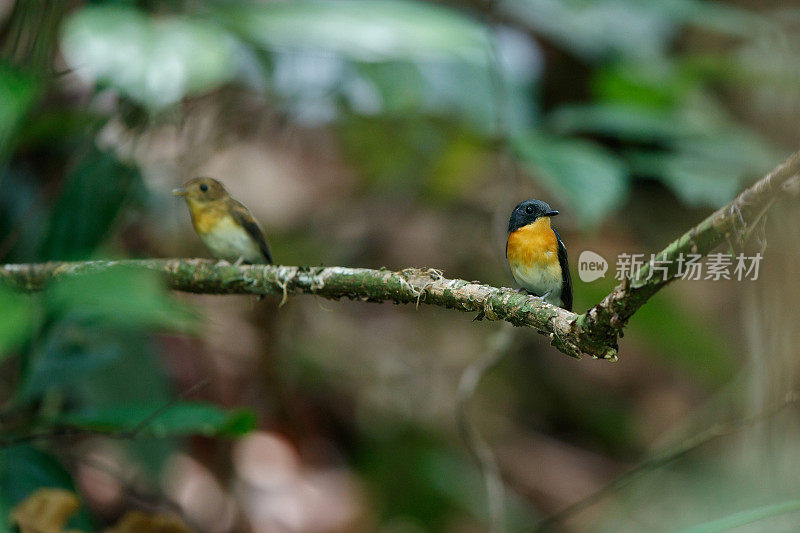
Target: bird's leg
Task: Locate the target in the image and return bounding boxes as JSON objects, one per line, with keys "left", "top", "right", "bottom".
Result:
{"left": 233, "top": 257, "right": 245, "bottom": 267}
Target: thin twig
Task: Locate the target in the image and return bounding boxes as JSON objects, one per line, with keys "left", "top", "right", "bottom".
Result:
{"left": 0, "top": 379, "right": 210, "bottom": 447}
{"left": 125, "top": 379, "right": 210, "bottom": 438}
{"left": 457, "top": 328, "right": 514, "bottom": 533}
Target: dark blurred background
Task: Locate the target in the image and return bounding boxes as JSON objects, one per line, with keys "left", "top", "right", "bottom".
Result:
{"left": 1, "top": 0, "right": 800, "bottom": 531}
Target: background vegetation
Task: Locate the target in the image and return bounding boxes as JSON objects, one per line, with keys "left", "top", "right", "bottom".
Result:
{"left": 1, "top": 0, "right": 800, "bottom": 531}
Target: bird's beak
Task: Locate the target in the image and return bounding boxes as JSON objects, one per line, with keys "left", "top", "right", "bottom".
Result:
{"left": 172, "top": 187, "right": 187, "bottom": 197}
{"left": 545, "top": 209, "right": 559, "bottom": 217}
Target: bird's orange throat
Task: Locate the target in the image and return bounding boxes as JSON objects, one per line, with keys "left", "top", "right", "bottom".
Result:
{"left": 186, "top": 199, "right": 228, "bottom": 235}
{"left": 506, "top": 216, "right": 558, "bottom": 266}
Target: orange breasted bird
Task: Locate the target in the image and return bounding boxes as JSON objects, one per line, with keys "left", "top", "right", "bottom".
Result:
{"left": 173, "top": 177, "right": 273, "bottom": 264}
{"left": 506, "top": 199, "right": 572, "bottom": 311}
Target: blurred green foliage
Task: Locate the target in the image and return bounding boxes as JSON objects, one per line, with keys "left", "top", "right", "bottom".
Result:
{"left": 58, "top": 402, "right": 256, "bottom": 438}
{"left": 575, "top": 279, "right": 734, "bottom": 385}
{"left": 677, "top": 498, "right": 800, "bottom": 533}
{"left": 0, "top": 284, "right": 37, "bottom": 363}
{"left": 223, "top": 0, "right": 491, "bottom": 64}
{"left": 39, "top": 150, "right": 143, "bottom": 261}
{"left": 0, "top": 264, "right": 251, "bottom": 523}
{"left": 0, "top": 2, "right": 257, "bottom": 517}
{"left": 503, "top": 0, "right": 764, "bottom": 59}
{"left": 0, "top": 62, "right": 39, "bottom": 160}
{"left": 0, "top": 446, "right": 94, "bottom": 531}
{"left": 62, "top": 6, "right": 237, "bottom": 109}
{"left": 45, "top": 268, "right": 196, "bottom": 331}
{"left": 9, "top": 0, "right": 784, "bottom": 226}
{"left": 513, "top": 132, "right": 627, "bottom": 225}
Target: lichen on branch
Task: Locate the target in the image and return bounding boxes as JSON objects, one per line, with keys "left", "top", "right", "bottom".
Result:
{"left": 0, "top": 260, "right": 595, "bottom": 358}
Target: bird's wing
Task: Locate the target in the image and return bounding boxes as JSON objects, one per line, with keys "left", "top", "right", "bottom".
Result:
{"left": 229, "top": 199, "right": 273, "bottom": 264}
{"left": 553, "top": 228, "right": 573, "bottom": 311}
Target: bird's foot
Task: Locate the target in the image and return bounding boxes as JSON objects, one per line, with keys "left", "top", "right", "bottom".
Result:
{"left": 216, "top": 259, "right": 232, "bottom": 267}
{"left": 529, "top": 291, "right": 553, "bottom": 305}
{"left": 516, "top": 289, "right": 552, "bottom": 304}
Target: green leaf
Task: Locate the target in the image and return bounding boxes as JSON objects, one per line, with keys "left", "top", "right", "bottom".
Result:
{"left": 592, "top": 59, "right": 694, "bottom": 109}
{"left": 39, "top": 148, "right": 141, "bottom": 261}
{"left": 0, "top": 447, "right": 73, "bottom": 500}
{"left": 357, "top": 62, "right": 426, "bottom": 115}
{"left": 0, "top": 446, "right": 93, "bottom": 531}
{"left": 0, "top": 165, "right": 50, "bottom": 262}
{"left": 548, "top": 103, "right": 708, "bottom": 143}
{"left": 59, "top": 402, "right": 256, "bottom": 438}
{"left": 548, "top": 103, "right": 780, "bottom": 164}
{"left": 0, "top": 62, "right": 40, "bottom": 160}
{"left": 65, "top": 332, "right": 176, "bottom": 472}
{"left": 45, "top": 266, "right": 198, "bottom": 332}
{"left": 14, "top": 109, "right": 102, "bottom": 151}
{"left": 223, "top": 0, "right": 491, "bottom": 65}
{"left": 61, "top": 6, "right": 237, "bottom": 109}
{"left": 17, "top": 267, "right": 195, "bottom": 402}
{"left": 548, "top": 101, "right": 779, "bottom": 208}
{"left": 503, "top": 0, "right": 677, "bottom": 60}
{"left": 0, "top": 284, "right": 37, "bottom": 363}
{"left": 628, "top": 151, "right": 743, "bottom": 206}
{"left": 17, "top": 321, "right": 128, "bottom": 401}
{"left": 677, "top": 498, "right": 800, "bottom": 533}
{"left": 512, "top": 132, "right": 628, "bottom": 226}
{"left": 669, "top": 132, "right": 779, "bottom": 174}
{"left": 502, "top": 0, "right": 762, "bottom": 61}
{"left": 627, "top": 133, "right": 779, "bottom": 207}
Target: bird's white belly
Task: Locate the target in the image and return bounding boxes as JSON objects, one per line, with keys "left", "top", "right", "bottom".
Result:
{"left": 511, "top": 262, "right": 562, "bottom": 306}
{"left": 200, "top": 217, "right": 263, "bottom": 263}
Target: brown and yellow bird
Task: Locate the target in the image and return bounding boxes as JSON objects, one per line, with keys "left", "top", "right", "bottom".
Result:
{"left": 173, "top": 177, "right": 273, "bottom": 264}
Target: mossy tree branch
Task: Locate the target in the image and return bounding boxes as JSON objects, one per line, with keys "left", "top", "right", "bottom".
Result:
{"left": 1, "top": 151, "right": 799, "bottom": 360}
{"left": 577, "top": 149, "right": 800, "bottom": 357}
{"left": 0, "top": 261, "right": 590, "bottom": 357}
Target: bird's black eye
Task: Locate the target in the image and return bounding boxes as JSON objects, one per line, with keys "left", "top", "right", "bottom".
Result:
{"left": 199, "top": 184, "right": 208, "bottom": 192}
{"left": 525, "top": 205, "right": 534, "bottom": 214}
